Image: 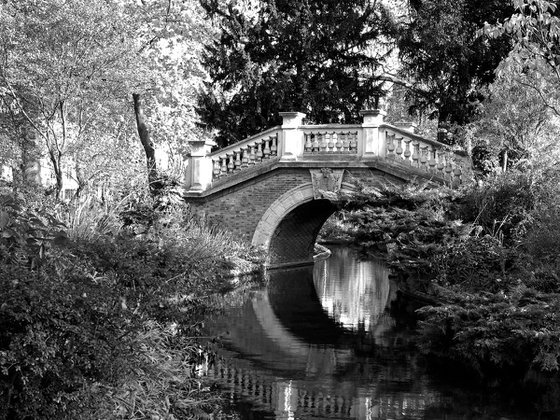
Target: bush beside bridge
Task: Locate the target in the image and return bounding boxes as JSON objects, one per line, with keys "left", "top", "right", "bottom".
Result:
{"left": 322, "top": 170, "right": 560, "bottom": 388}
{"left": 0, "top": 193, "right": 262, "bottom": 419}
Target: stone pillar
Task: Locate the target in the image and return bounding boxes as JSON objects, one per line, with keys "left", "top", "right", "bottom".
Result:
{"left": 279, "top": 111, "right": 305, "bottom": 160}
{"left": 360, "top": 109, "right": 386, "bottom": 157}
{"left": 185, "top": 139, "right": 216, "bottom": 193}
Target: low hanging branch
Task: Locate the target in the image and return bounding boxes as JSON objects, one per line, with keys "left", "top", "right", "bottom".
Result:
{"left": 132, "top": 93, "right": 160, "bottom": 195}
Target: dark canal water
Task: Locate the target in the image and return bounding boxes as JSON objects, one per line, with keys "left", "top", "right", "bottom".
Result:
{"left": 202, "top": 246, "right": 548, "bottom": 419}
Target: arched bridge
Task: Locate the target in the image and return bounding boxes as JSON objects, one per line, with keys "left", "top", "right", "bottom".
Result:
{"left": 184, "top": 109, "right": 471, "bottom": 268}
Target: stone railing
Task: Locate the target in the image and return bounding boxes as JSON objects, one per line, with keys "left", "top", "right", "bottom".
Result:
{"left": 380, "top": 125, "right": 468, "bottom": 186}
{"left": 185, "top": 110, "right": 471, "bottom": 193}
{"left": 301, "top": 125, "right": 361, "bottom": 155}
{"left": 209, "top": 126, "right": 282, "bottom": 180}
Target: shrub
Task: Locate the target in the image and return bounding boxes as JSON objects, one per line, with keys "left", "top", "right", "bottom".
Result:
{"left": 429, "top": 235, "right": 514, "bottom": 293}
{"left": 418, "top": 286, "right": 560, "bottom": 376}
{"left": 454, "top": 171, "right": 536, "bottom": 244}
{"left": 0, "top": 193, "right": 258, "bottom": 418}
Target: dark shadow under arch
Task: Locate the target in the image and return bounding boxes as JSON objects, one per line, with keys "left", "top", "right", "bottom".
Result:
{"left": 268, "top": 199, "right": 337, "bottom": 267}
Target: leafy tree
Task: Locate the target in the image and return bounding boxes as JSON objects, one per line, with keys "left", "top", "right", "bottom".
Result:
{"left": 0, "top": 0, "right": 212, "bottom": 200}
{"left": 0, "top": 0, "right": 142, "bottom": 199}
{"left": 486, "top": 0, "right": 560, "bottom": 118}
{"left": 198, "top": 0, "right": 395, "bottom": 146}
{"left": 466, "top": 57, "right": 560, "bottom": 173}
{"left": 395, "top": 0, "right": 514, "bottom": 131}
{"left": 129, "top": 0, "right": 213, "bottom": 196}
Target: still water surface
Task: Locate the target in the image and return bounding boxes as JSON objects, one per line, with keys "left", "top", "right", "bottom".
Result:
{"left": 203, "top": 246, "right": 535, "bottom": 419}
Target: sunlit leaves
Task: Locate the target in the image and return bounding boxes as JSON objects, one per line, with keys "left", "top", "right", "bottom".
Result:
{"left": 486, "top": 0, "right": 560, "bottom": 117}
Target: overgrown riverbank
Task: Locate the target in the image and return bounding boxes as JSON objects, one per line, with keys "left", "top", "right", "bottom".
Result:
{"left": 320, "top": 169, "right": 560, "bottom": 411}
{"left": 0, "top": 192, "right": 263, "bottom": 419}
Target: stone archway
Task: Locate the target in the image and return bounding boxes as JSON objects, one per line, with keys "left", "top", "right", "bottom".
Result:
{"left": 252, "top": 181, "right": 355, "bottom": 267}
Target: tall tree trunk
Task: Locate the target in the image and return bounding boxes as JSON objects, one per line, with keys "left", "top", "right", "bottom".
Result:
{"left": 48, "top": 149, "right": 63, "bottom": 200}
{"left": 74, "top": 157, "right": 85, "bottom": 200}
{"left": 132, "top": 93, "right": 159, "bottom": 195}
{"left": 19, "top": 125, "right": 42, "bottom": 191}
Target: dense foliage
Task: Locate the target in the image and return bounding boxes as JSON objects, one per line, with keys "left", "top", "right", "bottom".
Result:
{"left": 395, "top": 0, "right": 514, "bottom": 128}
{"left": 0, "top": 193, "right": 261, "bottom": 419}
{"left": 322, "top": 168, "right": 560, "bottom": 381}
{"left": 197, "top": 0, "right": 395, "bottom": 146}
{"left": 0, "top": 0, "right": 211, "bottom": 199}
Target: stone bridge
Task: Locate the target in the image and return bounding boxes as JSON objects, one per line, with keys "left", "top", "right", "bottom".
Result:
{"left": 184, "top": 109, "right": 471, "bottom": 267}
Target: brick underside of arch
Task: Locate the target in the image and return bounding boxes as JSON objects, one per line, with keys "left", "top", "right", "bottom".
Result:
{"left": 252, "top": 183, "right": 354, "bottom": 267}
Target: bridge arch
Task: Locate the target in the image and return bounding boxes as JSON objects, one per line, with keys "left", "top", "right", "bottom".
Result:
{"left": 184, "top": 111, "right": 471, "bottom": 267}
{"left": 252, "top": 183, "right": 355, "bottom": 267}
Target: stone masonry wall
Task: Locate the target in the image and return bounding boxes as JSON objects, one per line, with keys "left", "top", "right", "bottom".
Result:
{"left": 186, "top": 166, "right": 403, "bottom": 245}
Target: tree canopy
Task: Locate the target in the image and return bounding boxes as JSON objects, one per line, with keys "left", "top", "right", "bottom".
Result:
{"left": 395, "top": 0, "right": 514, "bottom": 128}
{"left": 486, "top": 0, "right": 560, "bottom": 118}
{"left": 0, "top": 0, "right": 212, "bottom": 199}
{"left": 197, "top": 0, "right": 396, "bottom": 146}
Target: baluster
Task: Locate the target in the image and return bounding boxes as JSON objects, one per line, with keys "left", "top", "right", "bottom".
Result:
{"left": 453, "top": 157, "right": 463, "bottom": 186}
{"left": 234, "top": 150, "right": 242, "bottom": 171}
{"left": 241, "top": 146, "right": 249, "bottom": 168}
{"left": 436, "top": 150, "right": 445, "bottom": 176}
{"left": 349, "top": 132, "right": 358, "bottom": 152}
{"left": 263, "top": 138, "right": 271, "bottom": 159}
{"left": 270, "top": 135, "right": 277, "bottom": 156}
{"left": 305, "top": 133, "right": 312, "bottom": 152}
{"left": 212, "top": 158, "right": 221, "bottom": 179}
{"left": 317, "top": 133, "right": 325, "bottom": 152}
{"left": 341, "top": 132, "right": 349, "bottom": 152}
{"left": 428, "top": 146, "right": 437, "bottom": 173}
{"left": 412, "top": 142, "right": 420, "bottom": 167}
{"left": 445, "top": 152, "right": 454, "bottom": 183}
{"left": 403, "top": 139, "right": 412, "bottom": 163}
{"left": 220, "top": 156, "right": 227, "bottom": 175}
{"left": 420, "top": 145, "right": 429, "bottom": 170}
{"left": 327, "top": 132, "right": 335, "bottom": 152}
{"left": 256, "top": 142, "right": 263, "bottom": 161}
{"left": 248, "top": 144, "right": 256, "bottom": 165}
{"left": 386, "top": 133, "right": 396, "bottom": 159}
{"left": 395, "top": 137, "right": 403, "bottom": 160}
{"left": 227, "top": 153, "right": 234, "bottom": 172}
{"left": 335, "top": 132, "right": 342, "bottom": 151}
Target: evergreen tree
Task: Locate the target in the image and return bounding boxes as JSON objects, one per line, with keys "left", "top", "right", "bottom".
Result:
{"left": 396, "top": 0, "right": 514, "bottom": 130}
{"left": 198, "top": 0, "right": 395, "bottom": 146}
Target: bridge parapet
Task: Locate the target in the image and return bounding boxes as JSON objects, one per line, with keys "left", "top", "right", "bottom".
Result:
{"left": 209, "top": 126, "right": 282, "bottom": 182}
{"left": 185, "top": 109, "right": 471, "bottom": 194}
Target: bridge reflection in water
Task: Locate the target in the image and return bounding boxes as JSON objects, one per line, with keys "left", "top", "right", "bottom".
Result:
{"left": 204, "top": 247, "right": 441, "bottom": 419}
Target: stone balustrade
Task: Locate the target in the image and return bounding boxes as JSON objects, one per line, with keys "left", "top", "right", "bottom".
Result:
{"left": 185, "top": 110, "right": 471, "bottom": 193}
{"left": 302, "top": 125, "right": 361, "bottom": 155}
{"left": 380, "top": 126, "right": 468, "bottom": 186}
{"left": 208, "top": 126, "right": 282, "bottom": 180}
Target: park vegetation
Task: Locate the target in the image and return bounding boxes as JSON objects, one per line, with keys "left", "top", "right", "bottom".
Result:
{"left": 1, "top": 0, "right": 560, "bottom": 417}
{"left": 0, "top": 189, "right": 262, "bottom": 418}
{"left": 318, "top": 0, "right": 560, "bottom": 401}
